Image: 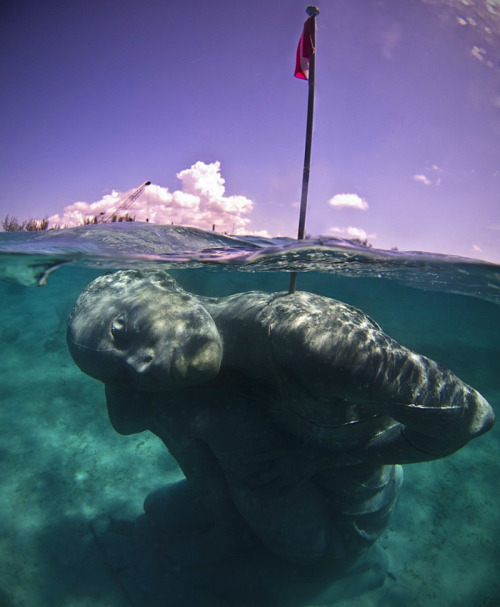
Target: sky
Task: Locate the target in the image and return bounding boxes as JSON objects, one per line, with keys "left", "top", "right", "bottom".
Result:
{"left": 1, "top": 0, "right": 499, "bottom": 261}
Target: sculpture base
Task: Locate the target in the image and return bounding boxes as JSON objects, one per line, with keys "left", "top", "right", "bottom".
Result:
{"left": 91, "top": 512, "right": 388, "bottom": 607}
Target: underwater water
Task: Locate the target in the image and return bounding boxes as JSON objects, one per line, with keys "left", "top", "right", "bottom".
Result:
{"left": 0, "top": 224, "right": 499, "bottom": 607}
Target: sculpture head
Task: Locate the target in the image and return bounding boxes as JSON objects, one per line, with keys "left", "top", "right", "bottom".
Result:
{"left": 67, "top": 270, "right": 222, "bottom": 391}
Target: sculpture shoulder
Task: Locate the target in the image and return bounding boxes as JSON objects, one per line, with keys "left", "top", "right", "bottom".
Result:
{"left": 255, "top": 291, "right": 382, "bottom": 333}
{"left": 207, "top": 290, "right": 381, "bottom": 334}
{"left": 206, "top": 289, "right": 388, "bottom": 399}
{"left": 252, "top": 292, "right": 386, "bottom": 372}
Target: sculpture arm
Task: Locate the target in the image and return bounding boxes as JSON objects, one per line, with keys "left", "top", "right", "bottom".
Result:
{"left": 352, "top": 348, "right": 494, "bottom": 460}
{"left": 266, "top": 296, "right": 494, "bottom": 461}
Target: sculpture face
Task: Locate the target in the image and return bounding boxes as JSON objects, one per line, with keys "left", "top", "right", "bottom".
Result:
{"left": 67, "top": 270, "right": 222, "bottom": 391}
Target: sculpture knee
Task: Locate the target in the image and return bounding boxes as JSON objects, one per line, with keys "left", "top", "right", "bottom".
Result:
{"left": 278, "top": 528, "right": 332, "bottom": 567}
{"left": 257, "top": 516, "right": 352, "bottom": 568}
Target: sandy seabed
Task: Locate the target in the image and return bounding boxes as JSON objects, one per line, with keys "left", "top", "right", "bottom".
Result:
{"left": 0, "top": 271, "right": 498, "bottom": 607}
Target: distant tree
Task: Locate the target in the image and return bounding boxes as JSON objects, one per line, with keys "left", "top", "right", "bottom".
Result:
{"left": 350, "top": 237, "right": 373, "bottom": 248}
{"left": 2, "top": 215, "right": 25, "bottom": 231}
{"left": 25, "top": 217, "right": 49, "bottom": 231}
{"left": 79, "top": 213, "right": 136, "bottom": 225}
{"left": 24, "top": 219, "right": 38, "bottom": 231}
{"left": 2, "top": 214, "right": 49, "bottom": 231}
{"left": 82, "top": 216, "right": 99, "bottom": 225}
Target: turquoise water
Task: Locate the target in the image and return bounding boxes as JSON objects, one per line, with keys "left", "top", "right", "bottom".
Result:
{"left": 0, "top": 224, "right": 499, "bottom": 606}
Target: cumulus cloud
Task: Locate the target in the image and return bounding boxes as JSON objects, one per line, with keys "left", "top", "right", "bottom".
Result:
{"left": 329, "top": 226, "right": 376, "bottom": 242}
{"left": 49, "top": 161, "right": 259, "bottom": 235}
{"left": 328, "top": 193, "right": 369, "bottom": 211}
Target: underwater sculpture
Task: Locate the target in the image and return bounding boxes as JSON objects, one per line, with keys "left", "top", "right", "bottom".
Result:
{"left": 67, "top": 270, "right": 494, "bottom": 606}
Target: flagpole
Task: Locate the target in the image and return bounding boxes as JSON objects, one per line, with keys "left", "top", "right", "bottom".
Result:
{"left": 289, "top": 5, "right": 320, "bottom": 295}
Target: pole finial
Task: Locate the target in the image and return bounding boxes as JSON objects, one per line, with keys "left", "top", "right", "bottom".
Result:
{"left": 306, "top": 5, "right": 320, "bottom": 17}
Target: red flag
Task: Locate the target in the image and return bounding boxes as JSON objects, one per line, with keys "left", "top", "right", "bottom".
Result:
{"left": 294, "top": 17, "right": 314, "bottom": 80}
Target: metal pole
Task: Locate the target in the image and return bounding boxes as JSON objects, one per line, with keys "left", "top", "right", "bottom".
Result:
{"left": 289, "top": 5, "right": 319, "bottom": 294}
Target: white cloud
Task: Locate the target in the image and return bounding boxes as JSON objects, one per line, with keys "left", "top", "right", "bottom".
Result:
{"left": 413, "top": 174, "right": 431, "bottom": 185}
{"left": 328, "top": 193, "right": 369, "bottom": 211}
{"left": 329, "top": 226, "right": 376, "bottom": 242}
{"left": 380, "top": 22, "right": 402, "bottom": 60}
{"left": 246, "top": 229, "right": 273, "bottom": 238}
{"left": 472, "top": 244, "right": 483, "bottom": 252}
{"left": 413, "top": 165, "right": 444, "bottom": 186}
{"left": 471, "top": 45, "right": 486, "bottom": 62}
{"left": 470, "top": 45, "right": 494, "bottom": 67}
{"left": 49, "top": 161, "right": 256, "bottom": 234}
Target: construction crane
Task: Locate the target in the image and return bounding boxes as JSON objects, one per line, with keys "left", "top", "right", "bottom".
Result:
{"left": 100, "top": 180, "right": 151, "bottom": 223}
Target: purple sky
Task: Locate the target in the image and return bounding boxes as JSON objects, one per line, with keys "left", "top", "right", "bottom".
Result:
{"left": 1, "top": 0, "right": 499, "bottom": 261}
